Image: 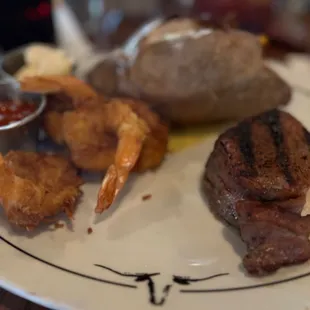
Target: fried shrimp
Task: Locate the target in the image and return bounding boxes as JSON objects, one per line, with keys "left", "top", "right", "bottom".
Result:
{"left": 63, "top": 98, "right": 168, "bottom": 213}
{"left": 20, "top": 75, "right": 99, "bottom": 104}
{"left": 21, "top": 76, "right": 169, "bottom": 214}
{"left": 20, "top": 75, "right": 101, "bottom": 143}
{"left": 95, "top": 106, "right": 148, "bottom": 213}
{"left": 0, "top": 151, "right": 83, "bottom": 230}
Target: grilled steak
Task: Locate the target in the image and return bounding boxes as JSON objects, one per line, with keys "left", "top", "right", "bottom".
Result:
{"left": 203, "top": 109, "right": 310, "bottom": 275}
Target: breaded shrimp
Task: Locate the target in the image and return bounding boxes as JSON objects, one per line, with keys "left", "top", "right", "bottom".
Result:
{"left": 0, "top": 151, "right": 83, "bottom": 230}
{"left": 20, "top": 75, "right": 101, "bottom": 143}
{"left": 21, "top": 76, "right": 169, "bottom": 214}
{"left": 63, "top": 98, "right": 168, "bottom": 213}
{"left": 20, "top": 75, "right": 99, "bottom": 104}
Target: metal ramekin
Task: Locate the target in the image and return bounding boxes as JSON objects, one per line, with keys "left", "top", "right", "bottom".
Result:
{"left": 0, "top": 43, "right": 56, "bottom": 77}
{"left": 0, "top": 77, "right": 46, "bottom": 154}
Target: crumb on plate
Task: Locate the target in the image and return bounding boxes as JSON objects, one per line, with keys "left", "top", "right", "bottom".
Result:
{"left": 54, "top": 222, "right": 65, "bottom": 229}
{"left": 142, "top": 194, "right": 152, "bottom": 201}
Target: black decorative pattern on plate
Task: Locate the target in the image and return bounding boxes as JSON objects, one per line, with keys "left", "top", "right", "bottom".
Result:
{"left": 0, "top": 236, "right": 136, "bottom": 289}
{"left": 94, "top": 264, "right": 228, "bottom": 306}
{"left": 1, "top": 86, "right": 310, "bottom": 306}
{"left": 3, "top": 235, "right": 310, "bottom": 307}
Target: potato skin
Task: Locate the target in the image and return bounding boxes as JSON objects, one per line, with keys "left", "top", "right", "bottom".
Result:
{"left": 86, "top": 57, "right": 119, "bottom": 96}
{"left": 152, "top": 67, "right": 291, "bottom": 126}
{"left": 130, "top": 29, "right": 263, "bottom": 99}
{"left": 86, "top": 24, "right": 291, "bottom": 126}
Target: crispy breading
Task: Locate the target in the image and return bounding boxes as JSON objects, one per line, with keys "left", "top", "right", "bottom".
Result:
{"left": 20, "top": 75, "right": 102, "bottom": 143}
{"left": 62, "top": 98, "right": 168, "bottom": 172}
{"left": 0, "top": 151, "right": 83, "bottom": 230}
{"left": 20, "top": 75, "right": 99, "bottom": 104}
{"left": 62, "top": 98, "right": 168, "bottom": 212}
{"left": 20, "top": 75, "right": 169, "bottom": 213}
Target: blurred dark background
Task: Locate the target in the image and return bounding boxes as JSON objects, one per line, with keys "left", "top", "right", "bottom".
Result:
{"left": 72, "top": 0, "right": 310, "bottom": 53}
{"left": 0, "top": 0, "right": 55, "bottom": 52}
{"left": 0, "top": 0, "right": 310, "bottom": 53}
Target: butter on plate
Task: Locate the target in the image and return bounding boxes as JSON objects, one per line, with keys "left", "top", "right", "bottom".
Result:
{"left": 168, "top": 122, "right": 232, "bottom": 153}
{"left": 15, "top": 44, "right": 74, "bottom": 80}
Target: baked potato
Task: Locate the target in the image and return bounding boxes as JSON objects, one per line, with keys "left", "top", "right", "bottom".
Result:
{"left": 86, "top": 17, "right": 291, "bottom": 126}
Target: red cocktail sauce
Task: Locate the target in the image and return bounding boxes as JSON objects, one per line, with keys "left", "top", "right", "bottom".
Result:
{"left": 0, "top": 100, "right": 37, "bottom": 127}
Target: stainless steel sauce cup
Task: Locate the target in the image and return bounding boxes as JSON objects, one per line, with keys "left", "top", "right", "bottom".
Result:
{"left": 0, "top": 78, "right": 46, "bottom": 154}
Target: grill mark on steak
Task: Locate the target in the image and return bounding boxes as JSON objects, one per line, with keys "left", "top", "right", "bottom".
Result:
{"left": 235, "top": 121, "right": 257, "bottom": 177}
{"left": 258, "top": 109, "right": 294, "bottom": 185}
{"left": 204, "top": 109, "right": 310, "bottom": 275}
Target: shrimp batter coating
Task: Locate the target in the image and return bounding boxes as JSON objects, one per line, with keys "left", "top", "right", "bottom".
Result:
{"left": 63, "top": 98, "right": 169, "bottom": 213}
{"left": 0, "top": 151, "right": 83, "bottom": 230}
{"left": 21, "top": 76, "right": 169, "bottom": 214}
{"left": 20, "top": 75, "right": 99, "bottom": 105}
{"left": 20, "top": 75, "right": 101, "bottom": 144}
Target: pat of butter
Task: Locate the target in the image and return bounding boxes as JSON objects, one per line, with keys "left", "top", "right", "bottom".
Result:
{"left": 15, "top": 44, "right": 73, "bottom": 80}
{"left": 168, "top": 123, "right": 225, "bottom": 153}
{"left": 162, "top": 29, "right": 213, "bottom": 42}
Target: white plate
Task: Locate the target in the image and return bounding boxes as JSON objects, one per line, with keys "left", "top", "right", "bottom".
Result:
{"left": 267, "top": 54, "right": 310, "bottom": 94}
{"left": 1, "top": 77, "right": 310, "bottom": 310}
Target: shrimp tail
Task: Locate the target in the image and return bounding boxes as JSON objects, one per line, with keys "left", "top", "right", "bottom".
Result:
{"left": 95, "top": 165, "right": 118, "bottom": 213}
{"left": 94, "top": 100, "right": 151, "bottom": 214}
{"left": 95, "top": 130, "right": 146, "bottom": 213}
